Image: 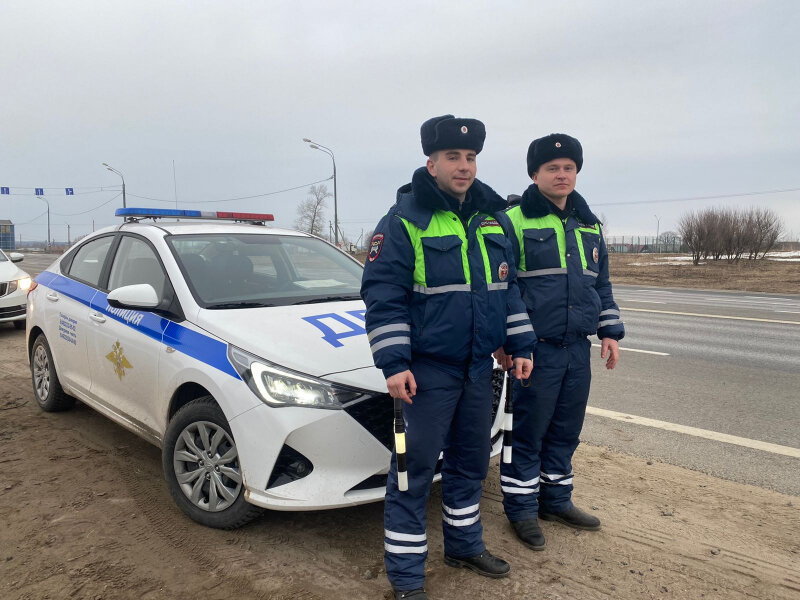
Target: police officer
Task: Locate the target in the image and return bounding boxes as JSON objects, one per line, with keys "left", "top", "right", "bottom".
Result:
{"left": 495, "top": 134, "right": 624, "bottom": 550}
{"left": 361, "top": 115, "right": 536, "bottom": 600}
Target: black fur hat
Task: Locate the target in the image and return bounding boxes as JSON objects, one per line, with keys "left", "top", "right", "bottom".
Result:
{"left": 526, "top": 133, "right": 583, "bottom": 176}
{"left": 421, "top": 115, "right": 486, "bottom": 156}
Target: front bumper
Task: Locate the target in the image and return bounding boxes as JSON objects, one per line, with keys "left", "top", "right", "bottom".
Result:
{"left": 0, "top": 288, "right": 26, "bottom": 322}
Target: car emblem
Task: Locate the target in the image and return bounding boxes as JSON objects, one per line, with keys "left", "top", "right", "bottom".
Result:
{"left": 368, "top": 233, "right": 384, "bottom": 262}
{"left": 498, "top": 261, "right": 509, "bottom": 281}
{"left": 555, "top": 142, "right": 562, "bottom": 148}
{"left": 461, "top": 125, "right": 468, "bottom": 134}
{"left": 106, "top": 340, "right": 133, "bottom": 380}
{"left": 592, "top": 247, "right": 599, "bottom": 263}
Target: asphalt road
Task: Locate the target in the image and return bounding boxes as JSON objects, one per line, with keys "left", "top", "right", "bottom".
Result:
{"left": 12, "top": 255, "right": 800, "bottom": 496}
{"left": 586, "top": 284, "right": 800, "bottom": 496}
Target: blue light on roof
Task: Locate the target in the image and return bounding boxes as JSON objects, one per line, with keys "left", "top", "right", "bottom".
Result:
{"left": 115, "top": 208, "right": 202, "bottom": 218}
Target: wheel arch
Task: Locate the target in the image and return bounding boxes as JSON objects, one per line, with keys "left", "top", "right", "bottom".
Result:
{"left": 168, "top": 382, "right": 218, "bottom": 421}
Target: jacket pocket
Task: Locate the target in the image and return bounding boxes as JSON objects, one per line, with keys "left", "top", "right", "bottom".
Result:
{"left": 421, "top": 236, "right": 465, "bottom": 288}
{"left": 482, "top": 233, "right": 512, "bottom": 283}
{"left": 522, "top": 228, "right": 560, "bottom": 271}
{"left": 580, "top": 232, "right": 601, "bottom": 274}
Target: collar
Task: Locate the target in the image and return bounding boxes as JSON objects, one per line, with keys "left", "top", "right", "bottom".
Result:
{"left": 519, "top": 183, "right": 599, "bottom": 225}
{"left": 394, "top": 167, "right": 507, "bottom": 230}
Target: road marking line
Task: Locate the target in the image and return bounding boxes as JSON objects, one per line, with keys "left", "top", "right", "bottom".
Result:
{"left": 620, "top": 307, "right": 800, "bottom": 325}
{"left": 775, "top": 310, "right": 800, "bottom": 314}
{"left": 622, "top": 299, "right": 666, "bottom": 304}
{"left": 590, "top": 344, "right": 669, "bottom": 356}
{"left": 587, "top": 407, "right": 800, "bottom": 458}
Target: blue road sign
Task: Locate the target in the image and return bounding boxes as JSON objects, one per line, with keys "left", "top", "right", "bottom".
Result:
{"left": 65, "top": 188, "right": 74, "bottom": 195}
{"left": 0, "top": 187, "right": 8, "bottom": 194}
{"left": 35, "top": 188, "right": 44, "bottom": 195}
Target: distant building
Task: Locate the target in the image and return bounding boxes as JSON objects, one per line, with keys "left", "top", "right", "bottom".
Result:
{"left": 0, "top": 219, "right": 14, "bottom": 250}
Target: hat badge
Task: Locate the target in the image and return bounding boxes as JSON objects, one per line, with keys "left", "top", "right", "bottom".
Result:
{"left": 555, "top": 142, "right": 562, "bottom": 148}
{"left": 461, "top": 125, "right": 468, "bottom": 134}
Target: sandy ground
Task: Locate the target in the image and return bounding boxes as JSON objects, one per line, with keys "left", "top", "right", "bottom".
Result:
{"left": 1, "top": 326, "right": 798, "bottom": 600}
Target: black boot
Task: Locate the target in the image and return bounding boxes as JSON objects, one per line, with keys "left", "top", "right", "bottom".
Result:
{"left": 539, "top": 505, "right": 601, "bottom": 531}
{"left": 443, "top": 549, "right": 510, "bottom": 578}
{"left": 394, "top": 589, "right": 427, "bottom": 600}
{"left": 511, "top": 519, "right": 546, "bottom": 550}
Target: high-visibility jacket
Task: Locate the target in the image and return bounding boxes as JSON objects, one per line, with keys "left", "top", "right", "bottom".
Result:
{"left": 505, "top": 184, "right": 625, "bottom": 344}
{"left": 361, "top": 167, "right": 536, "bottom": 381}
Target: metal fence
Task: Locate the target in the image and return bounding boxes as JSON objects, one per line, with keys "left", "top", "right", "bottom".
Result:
{"left": 605, "top": 236, "right": 684, "bottom": 254}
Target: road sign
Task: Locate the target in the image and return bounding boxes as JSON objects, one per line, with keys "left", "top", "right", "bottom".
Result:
{"left": 65, "top": 188, "right": 74, "bottom": 195}
{"left": 35, "top": 188, "right": 44, "bottom": 195}
{"left": 0, "top": 187, "right": 8, "bottom": 194}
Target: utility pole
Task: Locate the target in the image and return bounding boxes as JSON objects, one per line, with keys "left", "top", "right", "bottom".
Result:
{"left": 67, "top": 224, "right": 71, "bottom": 245}
{"left": 654, "top": 215, "right": 661, "bottom": 253}
{"left": 304, "top": 138, "right": 339, "bottom": 246}
{"left": 103, "top": 163, "right": 127, "bottom": 208}
{"left": 37, "top": 196, "right": 51, "bottom": 252}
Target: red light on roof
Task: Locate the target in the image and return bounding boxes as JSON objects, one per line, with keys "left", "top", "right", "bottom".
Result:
{"left": 216, "top": 211, "right": 275, "bottom": 221}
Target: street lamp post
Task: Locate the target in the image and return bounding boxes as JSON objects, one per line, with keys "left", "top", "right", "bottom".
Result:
{"left": 302, "top": 138, "right": 338, "bottom": 246}
{"left": 654, "top": 215, "right": 661, "bottom": 253}
{"left": 37, "top": 196, "right": 50, "bottom": 252}
{"left": 102, "top": 162, "right": 127, "bottom": 208}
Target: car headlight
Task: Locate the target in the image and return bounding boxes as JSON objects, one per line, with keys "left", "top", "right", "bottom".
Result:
{"left": 6, "top": 277, "right": 31, "bottom": 294}
{"left": 228, "top": 345, "right": 368, "bottom": 410}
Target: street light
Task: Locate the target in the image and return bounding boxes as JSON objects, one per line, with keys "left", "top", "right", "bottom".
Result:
{"left": 36, "top": 196, "right": 51, "bottom": 252}
{"left": 302, "top": 138, "right": 338, "bottom": 246}
{"left": 102, "top": 162, "right": 127, "bottom": 208}
{"left": 654, "top": 215, "right": 661, "bottom": 253}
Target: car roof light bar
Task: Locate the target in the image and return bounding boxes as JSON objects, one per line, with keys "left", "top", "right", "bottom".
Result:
{"left": 115, "top": 207, "right": 275, "bottom": 223}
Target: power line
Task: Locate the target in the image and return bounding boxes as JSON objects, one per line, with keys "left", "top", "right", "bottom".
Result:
{"left": 52, "top": 193, "right": 123, "bottom": 216}
{"left": 595, "top": 186, "right": 800, "bottom": 207}
{"left": 15, "top": 210, "right": 49, "bottom": 225}
{"left": 126, "top": 176, "right": 333, "bottom": 204}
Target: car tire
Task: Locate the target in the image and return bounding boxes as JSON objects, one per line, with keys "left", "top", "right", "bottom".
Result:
{"left": 162, "top": 396, "right": 262, "bottom": 529}
{"left": 30, "top": 334, "right": 75, "bottom": 412}
{"left": 13, "top": 319, "right": 26, "bottom": 330}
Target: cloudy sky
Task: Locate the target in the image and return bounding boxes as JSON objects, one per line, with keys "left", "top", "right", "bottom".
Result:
{"left": 2, "top": 0, "right": 799, "bottom": 245}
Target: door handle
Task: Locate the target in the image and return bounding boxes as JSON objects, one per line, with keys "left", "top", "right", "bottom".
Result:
{"left": 46, "top": 293, "right": 59, "bottom": 302}
{"left": 89, "top": 313, "right": 107, "bottom": 324}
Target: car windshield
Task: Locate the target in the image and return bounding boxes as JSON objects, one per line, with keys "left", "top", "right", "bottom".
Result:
{"left": 167, "top": 233, "right": 364, "bottom": 308}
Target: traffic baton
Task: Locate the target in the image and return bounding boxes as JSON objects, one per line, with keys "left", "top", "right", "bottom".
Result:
{"left": 502, "top": 370, "right": 514, "bottom": 464}
{"left": 394, "top": 396, "right": 408, "bottom": 491}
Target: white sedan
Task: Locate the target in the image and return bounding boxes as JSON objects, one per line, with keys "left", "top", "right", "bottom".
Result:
{"left": 1, "top": 248, "right": 32, "bottom": 329}
{"left": 26, "top": 208, "right": 508, "bottom": 529}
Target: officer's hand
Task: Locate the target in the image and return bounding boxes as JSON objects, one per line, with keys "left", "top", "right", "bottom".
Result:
{"left": 600, "top": 338, "right": 620, "bottom": 370}
{"left": 493, "top": 347, "right": 513, "bottom": 370}
{"left": 386, "top": 370, "right": 417, "bottom": 405}
{"left": 512, "top": 357, "right": 533, "bottom": 380}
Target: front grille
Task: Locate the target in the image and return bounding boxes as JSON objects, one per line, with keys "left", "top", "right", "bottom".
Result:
{"left": 0, "top": 304, "right": 26, "bottom": 318}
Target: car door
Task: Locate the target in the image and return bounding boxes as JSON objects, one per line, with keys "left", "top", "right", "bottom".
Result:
{"left": 43, "top": 235, "right": 116, "bottom": 396}
{"left": 88, "top": 234, "right": 173, "bottom": 436}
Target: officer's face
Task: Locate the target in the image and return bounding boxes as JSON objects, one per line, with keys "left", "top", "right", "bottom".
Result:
{"left": 533, "top": 158, "right": 577, "bottom": 202}
{"left": 427, "top": 149, "right": 477, "bottom": 201}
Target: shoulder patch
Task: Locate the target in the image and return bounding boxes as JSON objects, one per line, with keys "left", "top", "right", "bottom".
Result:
{"left": 368, "top": 233, "right": 384, "bottom": 262}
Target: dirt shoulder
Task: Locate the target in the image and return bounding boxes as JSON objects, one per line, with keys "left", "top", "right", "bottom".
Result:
{"left": 608, "top": 254, "right": 800, "bottom": 295}
{"left": 1, "top": 328, "right": 798, "bottom": 600}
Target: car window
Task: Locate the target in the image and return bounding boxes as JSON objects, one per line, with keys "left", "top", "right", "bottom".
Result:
{"left": 108, "top": 236, "right": 167, "bottom": 296}
{"left": 168, "top": 233, "right": 363, "bottom": 308}
{"left": 67, "top": 236, "right": 115, "bottom": 286}
{"left": 0, "top": 250, "right": 7, "bottom": 263}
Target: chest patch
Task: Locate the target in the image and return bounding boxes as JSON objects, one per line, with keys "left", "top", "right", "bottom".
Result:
{"left": 368, "top": 233, "right": 384, "bottom": 262}
{"left": 592, "top": 247, "right": 599, "bottom": 263}
{"left": 498, "top": 261, "right": 509, "bottom": 281}
{"left": 480, "top": 218, "right": 499, "bottom": 228}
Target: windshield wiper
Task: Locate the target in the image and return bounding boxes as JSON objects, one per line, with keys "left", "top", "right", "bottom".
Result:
{"left": 206, "top": 301, "right": 276, "bottom": 310}
{"left": 292, "top": 295, "right": 361, "bottom": 305}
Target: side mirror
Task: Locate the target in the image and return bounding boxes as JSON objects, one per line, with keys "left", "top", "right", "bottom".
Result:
{"left": 9, "top": 252, "right": 24, "bottom": 263}
{"left": 107, "top": 284, "right": 160, "bottom": 310}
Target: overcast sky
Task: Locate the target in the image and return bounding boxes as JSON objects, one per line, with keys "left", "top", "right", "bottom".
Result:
{"left": 2, "top": 0, "right": 799, "bottom": 244}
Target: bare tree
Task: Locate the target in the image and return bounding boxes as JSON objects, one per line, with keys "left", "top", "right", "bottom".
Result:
{"left": 295, "top": 184, "right": 332, "bottom": 237}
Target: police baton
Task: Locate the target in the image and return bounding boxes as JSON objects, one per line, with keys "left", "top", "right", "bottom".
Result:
{"left": 394, "top": 396, "right": 408, "bottom": 491}
{"left": 502, "top": 370, "right": 514, "bottom": 464}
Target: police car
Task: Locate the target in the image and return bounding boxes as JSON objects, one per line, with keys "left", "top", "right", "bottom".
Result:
{"left": 26, "top": 208, "right": 509, "bottom": 529}
{"left": 1, "top": 249, "right": 31, "bottom": 329}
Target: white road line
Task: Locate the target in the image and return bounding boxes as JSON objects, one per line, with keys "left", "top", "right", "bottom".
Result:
{"left": 590, "top": 344, "right": 669, "bottom": 356}
{"left": 775, "top": 310, "right": 800, "bottom": 314}
{"left": 623, "top": 299, "right": 666, "bottom": 304}
{"left": 587, "top": 407, "right": 800, "bottom": 459}
{"left": 621, "top": 307, "right": 800, "bottom": 325}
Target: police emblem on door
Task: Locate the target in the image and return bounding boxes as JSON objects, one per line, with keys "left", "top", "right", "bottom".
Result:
{"left": 498, "top": 261, "right": 509, "bottom": 281}
{"left": 106, "top": 341, "right": 133, "bottom": 380}
{"left": 592, "top": 247, "right": 599, "bottom": 263}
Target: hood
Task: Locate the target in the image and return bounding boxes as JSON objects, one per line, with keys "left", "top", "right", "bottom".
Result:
{"left": 0, "top": 261, "right": 30, "bottom": 283}
{"left": 195, "top": 299, "right": 386, "bottom": 391}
